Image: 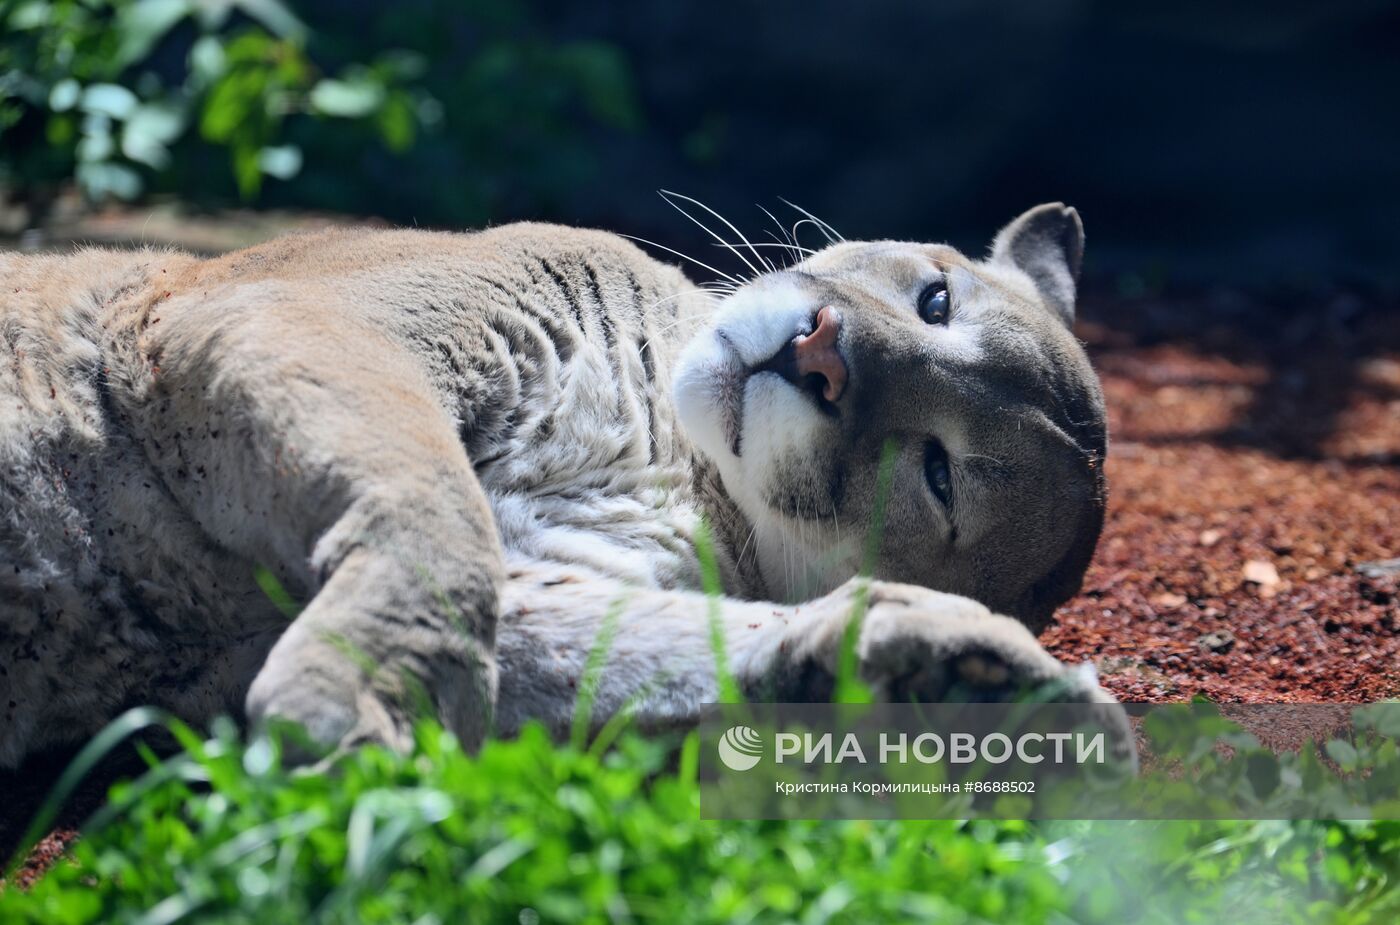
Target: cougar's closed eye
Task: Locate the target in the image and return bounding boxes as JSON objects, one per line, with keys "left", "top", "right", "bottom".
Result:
{"left": 918, "top": 280, "right": 951, "bottom": 325}
{"left": 924, "top": 439, "right": 953, "bottom": 507}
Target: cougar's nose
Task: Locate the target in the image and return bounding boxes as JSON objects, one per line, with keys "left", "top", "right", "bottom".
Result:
{"left": 793, "top": 306, "right": 848, "bottom": 403}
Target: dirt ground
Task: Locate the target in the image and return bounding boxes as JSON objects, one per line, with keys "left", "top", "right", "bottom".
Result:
{"left": 1047, "top": 284, "right": 1400, "bottom": 703}
{"left": 2, "top": 212, "right": 1397, "bottom": 880}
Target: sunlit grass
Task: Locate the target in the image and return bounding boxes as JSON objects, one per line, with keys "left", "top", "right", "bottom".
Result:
{"left": 3, "top": 714, "right": 1398, "bottom": 924}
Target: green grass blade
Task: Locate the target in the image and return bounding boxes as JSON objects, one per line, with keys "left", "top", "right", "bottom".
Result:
{"left": 4, "top": 705, "right": 172, "bottom": 877}
{"left": 833, "top": 437, "right": 900, "bottom": 704}
{"left": 694, "top": 517, "right": 743, "bottom": 703}
{"left": 571, "top": 591, "right": 628, "bottom": 748}
{"left": 254, "top": 565, "right": 302, "bottom": 619}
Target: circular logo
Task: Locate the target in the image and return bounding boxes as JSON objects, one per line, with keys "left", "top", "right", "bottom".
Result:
{"left": 718, "top": 725, "right": 764, "bottom": 771}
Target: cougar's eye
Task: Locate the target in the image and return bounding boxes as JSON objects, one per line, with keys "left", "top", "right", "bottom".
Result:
{"left": 918, "top": 281, "right": 950, "bottom": 325}
{"left": 924, "top": 439, "right": 953, "bottom": 507}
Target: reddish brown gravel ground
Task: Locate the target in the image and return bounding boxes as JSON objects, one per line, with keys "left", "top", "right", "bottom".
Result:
{"left": 1, "top": 268, "right": 1397, "bottom": 881}
{"left": 1046, "top": 285, "right": 1400, "bottom": 703}
{"left": 7, "top": 831, "right": 79, "bottom": 891}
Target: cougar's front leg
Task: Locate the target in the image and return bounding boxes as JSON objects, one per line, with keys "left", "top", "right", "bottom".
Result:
{"left": 495, "top": 564, "right": 1113, "bottom": 738}
{"left": 124, "top": 292, "right": 502, "bottom": 751}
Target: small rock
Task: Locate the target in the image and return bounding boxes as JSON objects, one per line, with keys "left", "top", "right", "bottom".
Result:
{"left": 1355, "top": 559, "right": 1400, "bottom": 580}
{"left": 1196, "top": 630, "right": 1236, "bottom": 654}
{"left": 1248, "top": 559, "right": 1282, "bottom": 596}
{"left": 1199, "top": 529, "right": 1223, "bottom": 547}
{"left": 1150, "top": 592, "right": 1188, "bottom": 608}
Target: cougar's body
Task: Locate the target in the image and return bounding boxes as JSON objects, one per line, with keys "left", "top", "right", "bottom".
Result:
{"left": 1, "top": 207, "right": 1116, "bottom": 767}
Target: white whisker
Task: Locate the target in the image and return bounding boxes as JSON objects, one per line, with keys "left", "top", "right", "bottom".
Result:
{"left": 744, "top": 241, "right": 815, "bottom": 257}
{"left": 763, "top": 232, "right": 794, "bottom": 266}
{"left": 737, "top": 521, "right": 760, "bottom": 575}
{"left": 618, "top": 233, "right": 744, "bottom": 284}
{"left": 640, "top": 286, "right": 729, "bottom": 322}
{"left": 790, "top": 218, "right": 836, "bottom": 248}
{"left": 636, "top": 286, "right": 732, "bottom": 353}
{"left": 758, "top": 205, "right": 806, "bottom": 269}
{"left": 758, "top": 204, "right": 797, "bottom": 248}
{"left": 781, "top": 198, "right": 846, "bottom": 243}
{"left": 660, "top": 190, "right": 774, "bottom": 276}
{"left": 642, "top": 284, "right": 733, "bottom": 313}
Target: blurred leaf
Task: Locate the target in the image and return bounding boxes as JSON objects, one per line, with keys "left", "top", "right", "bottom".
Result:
{"left": 6, "top": 1, "right": 53, "bottom": 31}
{"left": 81, "top": 83, "right": 139, "bottom": 119}
{"left": 252, "top": 565, "right": 301, "bottom": 619}
{"left": 47, "top": 77, "right": 80, "bottom": 112}
{"left": 45, "top": 112, "right": 76, "bottom": 145}
{"left": 375, "top": 49, "right": 427, "bottom": 81}
{"left": 1327, "top": 738, "right": 1360, "bottom": 771}
{"left": 310, "top": 76, "right": 384, "bottom": 118}
{"left": 114, "top": 0, "right": 192, "bottom": 68}
{"left": 1245, "top": 752, "right": 1281, "bottom": 799}
{"left": 232, "top": 141, "right": 262, "bottom": 197}
{"left": 121, "top": 101, "right": 183, "bottom": 168}
{"left": 256, "top": 143, "right": 301, "bottom": 179}
{"left": 76, "top": 123, "right": 114, "bottom": 162}
{"left": 189, "top": 35, "right": 228, "bottom": 84}
{"left": 375, "top": 91, "right": 416, "bottom": 151}
{"left": 201, "top": 66, "right": 267, "bottom": 143}
{"left": 229, "top": 0, "right": 306, "bottom": 41}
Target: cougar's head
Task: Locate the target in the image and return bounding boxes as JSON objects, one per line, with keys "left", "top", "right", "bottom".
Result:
{"left": 672, "top": 203, "right": 1107, "bottom": 631}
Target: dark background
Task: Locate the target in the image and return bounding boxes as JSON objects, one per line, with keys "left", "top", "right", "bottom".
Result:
{"left": 5, "top": 1, "right": 1398, "bottom": 288}
{"left": 296, "top": 0, "right": 1400, "bottom": 288}
{"left": 555, "top": 0, "right": 1400, "bottom": 288}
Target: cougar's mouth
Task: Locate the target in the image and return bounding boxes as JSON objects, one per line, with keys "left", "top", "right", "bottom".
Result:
{"left": 688, "top": 292, "right": 835, "bottom": 462}
{"left": 722, "top": 318, "right": 844, "bottom": 459}
{"left": 752, "top": 306, "right": 846, "bottom": 416}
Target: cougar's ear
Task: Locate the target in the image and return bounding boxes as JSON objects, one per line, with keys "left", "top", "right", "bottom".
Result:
{"left": 990, "top": 202, "right": 1084, "bottom": 326}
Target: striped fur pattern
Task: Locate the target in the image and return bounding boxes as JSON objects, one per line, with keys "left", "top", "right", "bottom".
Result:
{"left": 1, "top": 208, "right": 1117, "bottom": 766}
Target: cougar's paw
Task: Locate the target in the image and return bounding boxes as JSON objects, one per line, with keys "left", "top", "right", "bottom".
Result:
{"left": 853, "top": 582, "right": 1110, "bottom": 705}
{"left": 245, "top": 628, "right": 414, "bottom": 762}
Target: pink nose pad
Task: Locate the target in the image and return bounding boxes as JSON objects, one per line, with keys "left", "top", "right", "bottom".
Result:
{"left": 793, "top": 306, "right": 848, "bottom": 402}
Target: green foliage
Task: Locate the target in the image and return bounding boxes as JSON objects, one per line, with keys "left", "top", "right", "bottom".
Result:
{"left": 1114, "top": 703, "right": 1400, "bottom": 820}
{"left": 1, "top": 719, "right": 1071, "bottom": 924}
{"left": 0, "top": 0, "right": 640, "bottom": 221}
{"left": 2, "top": 711, "right": 1398, "bottom": 923}
{"left": 0, "top": 0, "right": 416, "bottom": 200}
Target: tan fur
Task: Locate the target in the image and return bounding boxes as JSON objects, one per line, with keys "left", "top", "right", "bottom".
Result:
{"left": 1, "top": 209, "right": 1116, "bottom": 767}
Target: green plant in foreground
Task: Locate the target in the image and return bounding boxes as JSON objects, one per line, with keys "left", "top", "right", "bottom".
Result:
{"left": 1, "top": 717, "right": 1069, "bottom": 924}
{"left": 2, "top": 710, "right": 1399, "bottom": 924}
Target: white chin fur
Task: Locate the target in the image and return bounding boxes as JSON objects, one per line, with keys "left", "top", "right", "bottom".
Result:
{"left": 672, "top": 277, "right": 836, "bottom": 571}
{"left": 672, "top": 274, "right": 819, "bottom": 467}
{"left": 671, "top": 327, "right": 737, "bottom": 465}
{"left": 672, "top": 274, "right": 872, "bottom": 601}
